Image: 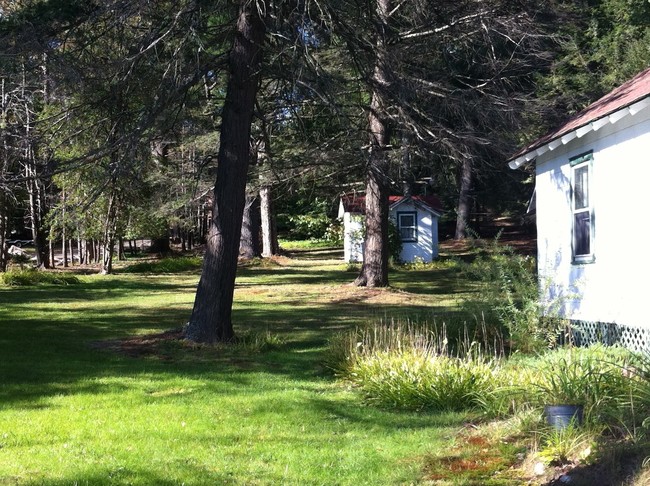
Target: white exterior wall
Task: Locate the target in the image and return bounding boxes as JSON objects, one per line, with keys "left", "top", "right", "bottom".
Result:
{"left": 390, "top": 200, "right": 439, "bottom": 263}
{"left": 536, "top": 109, "right": 650, "bottom": 329}
{"left": 342, "top": 211, "right": 364, "bottom": 262}
{"left": 340, "top": 200, "right": 440, "bottom": 264}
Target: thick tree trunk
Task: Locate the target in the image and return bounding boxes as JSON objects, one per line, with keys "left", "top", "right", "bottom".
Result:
{"left": 355, "top": 0, "right": 391, "bottom": 288}
{"left": 239, "top": 193, "right": 261, "bottom": 259}
{"left": 185, "top": 0, "right": 266, "bottom": 343}
{"left": 455, "top": 157, "right": 473, "bottom": 240}
{"left": 259, "top": 184, "right": 279, "bottom": 257}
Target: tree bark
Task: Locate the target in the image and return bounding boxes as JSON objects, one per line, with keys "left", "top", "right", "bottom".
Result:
{"left": 185, "top": 0, "right": 266, "bottom": 343}
{"left": 260, "top": 184, "right": 279, "bottom": 257}
{"left": 0, "top": 212, "right": 7, "bottom": 272}
{"left": 100, "top": 192, "right": 118, "bottom": 275}
{"left": 355, "top": 0, "right": 391, "bottom": 288}
{"left": 454, "top": 157, "right": 473, "bottom": 240}
{"left": 239, "top": 193, "right": 261, "bottom": 259}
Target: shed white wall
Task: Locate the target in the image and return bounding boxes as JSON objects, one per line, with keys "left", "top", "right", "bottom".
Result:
{"left": 340, "top": 200, "right": 440, "bottom": 264}
{"left": 536, "top": 108, "right": 650, "bottom": 329}
{"left": 391, "top": 200, "right": 439, "bottom": 263}
{"left": 342, "top": 212, "right": 364, "bottom": 262}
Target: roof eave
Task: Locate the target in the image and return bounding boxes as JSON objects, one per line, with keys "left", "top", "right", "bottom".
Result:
{"left": 509, "top": 95, "right": 650, "bottom": 169}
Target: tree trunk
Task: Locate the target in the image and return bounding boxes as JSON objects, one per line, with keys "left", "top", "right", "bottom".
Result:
{"left": 0, "top": 212, "right": 7, "bottom": 272}
{"left": 100, "top": 192, "right": 118, "bottom": 275}
{"left": 185, "top": 0, "right": 266, "bottom": 343}
{"left": 239, "top": 193, "right": 261, "bottom": 259}
{"left": 25, "top": 152, "right": 50, "bottom": 268}
{"left": 118, "top": 237, "right": 125, "bottom": 261}
{"left": 355, "top": 0, "right": 391, "bottom": 288}
{"left": 455, "top": 157, "right": 473, "bottom": 240}
{"left": 260, "top": 184, "right": 279, "bottom": 257}
{"left": 62, "top": 227, "right": 68, "bottom": 268}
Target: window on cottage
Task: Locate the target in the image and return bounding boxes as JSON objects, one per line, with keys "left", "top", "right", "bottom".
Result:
{"left": 571, "top": 152, "right": 594, "bottom": 263}
{"left": 397, "top": 212, "right": 417, "bottom": 242}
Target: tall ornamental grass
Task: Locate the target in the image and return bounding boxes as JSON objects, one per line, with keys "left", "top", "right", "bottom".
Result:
{"left": 327, "top": 319, "right": 503, "bottom": 412}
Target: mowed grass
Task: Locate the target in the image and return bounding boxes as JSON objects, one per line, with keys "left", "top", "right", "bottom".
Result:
{"left": 0, "top": 249, "right": 477, "bottom": 485}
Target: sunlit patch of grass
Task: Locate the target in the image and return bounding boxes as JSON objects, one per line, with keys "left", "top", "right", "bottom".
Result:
{"left": 0, "top": 253, "right": 467, "bottom": 485}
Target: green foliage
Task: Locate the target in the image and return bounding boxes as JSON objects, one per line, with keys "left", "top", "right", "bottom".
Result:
{"left": 285, "top": 213, "right": 333, "bottom": 240}
{"left": 538, "top": 423, "right": 597, "bottom": 465}
{"left": 121, "top": 257, "right": 202, "bottom": 274}
{"left": 387, "top": 219, "right": 402, "bottom": 263}
{"left": 233, "top": 329, "right": 285, "bottom": 353}
{"left": 327, "top": 320, "right": 502, "bottom": 411}
{"left": 1, "top": 269, "right": 80, "bottom": 286}
{"left": 351, "top": 350, "right": 498, "bottom": 411}
{"left": 462, "top": 240, "right": 566, "bottom": 353}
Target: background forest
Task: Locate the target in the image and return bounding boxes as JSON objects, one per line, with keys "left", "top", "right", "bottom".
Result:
{"left": 0, "top": 0, "right": 649, "bottom": 272}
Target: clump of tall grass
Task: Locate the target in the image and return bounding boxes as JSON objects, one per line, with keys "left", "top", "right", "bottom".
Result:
{"left": 327, "top": 319, "right": 504, "bottom": 412}
{"left": 121, "top": 256, "right": 202, "bottom": 274}
{"left": 1, "top": 269, "right": 80, "bottom": 286}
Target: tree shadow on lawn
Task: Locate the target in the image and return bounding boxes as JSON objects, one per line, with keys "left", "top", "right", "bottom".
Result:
{"left": 0, "top": 293, "right": 476, "bottom": 410}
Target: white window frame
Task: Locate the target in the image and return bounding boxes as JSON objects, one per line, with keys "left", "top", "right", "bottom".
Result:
{"left": 397, "top": 211, "right": 418, "bottom": 242}
{"left": 570, "top": 152, "right": 595, "bottom": 264}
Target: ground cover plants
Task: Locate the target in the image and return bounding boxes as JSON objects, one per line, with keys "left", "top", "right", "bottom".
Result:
{"left": 2, "top": 241, "right": 649, "bottom": 484}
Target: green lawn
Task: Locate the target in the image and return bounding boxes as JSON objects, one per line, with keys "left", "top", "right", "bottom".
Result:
{"left": 0, "top": 250, "right": 481, "bottom": 485}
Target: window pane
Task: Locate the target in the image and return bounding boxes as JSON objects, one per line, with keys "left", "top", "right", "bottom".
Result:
{"left": 400, "top": 228, "right": 415, "bottom": 241}
{"left": 574, "top": 211, "right": 590, "bottom": 256}
{"left": 574, "top": 166, "right": 589, "bottom": 210}
{"left": 400, "top": 214, "right": 415, "bottom": 227}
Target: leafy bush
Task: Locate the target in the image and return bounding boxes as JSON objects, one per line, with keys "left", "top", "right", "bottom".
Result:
{"left": 122, "top": 257, "right": 202, "bottom": 274}
{"left": 286, "top": 213, "right": 333, "bottom": 240}
{"left": 387, "top": 219, "right": 402, "bottom": 263}
{"left": 1, "top": 269, "right": 80, "bottom": 286}
{"left": 461, "top": 239, "right": 568, "bottom": 353}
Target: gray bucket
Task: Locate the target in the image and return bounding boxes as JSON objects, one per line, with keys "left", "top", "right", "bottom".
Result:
{"left": 545, "top": 405, "right": 583, "bottom": 430}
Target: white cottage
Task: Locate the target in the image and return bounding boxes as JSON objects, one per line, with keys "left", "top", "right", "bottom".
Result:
{"left": 338, "top": 194, "right": 442, "bottom": 264}
{"left": 509, "top": 66, "right": 650, "bottom": 351}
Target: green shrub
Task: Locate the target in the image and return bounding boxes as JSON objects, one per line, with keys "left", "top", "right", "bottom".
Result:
{"left": 1, "top": 269, "right": 80, "bottom": 286}
{"left": 326, "top": 319, "right": 503, "bottom": 411}
{"left": 461, "top": 239, "right": 568, "bottom": 353}
{"left": 286, "top": 213, "right": 333, "bottom": 240}
{"left": 538, "top": 423, "right": 598, "bottom": 465}
{"left": 122, "top": 256, "right": 202, "bottom": 274}
{"left": 351, "top": 350, "right": 498, "bottom": 411}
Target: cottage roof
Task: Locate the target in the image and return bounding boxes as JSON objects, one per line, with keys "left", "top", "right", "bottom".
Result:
{"left": 339, "top": 194, "right": 443, "bottom": 216}
{"left": 509, "top": 66, "right": 650, "bottom": 169}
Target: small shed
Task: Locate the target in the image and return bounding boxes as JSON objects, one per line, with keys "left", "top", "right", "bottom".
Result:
{"left": 338, "top": 194, "right": 442, "bottom": 264}
{"left": 508, "top": 66, "right": 650, "bottom": 351}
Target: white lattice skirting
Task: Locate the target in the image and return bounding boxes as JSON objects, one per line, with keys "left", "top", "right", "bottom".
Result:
{"left": 571, "top": 321, "right": 650, "bottom": 353}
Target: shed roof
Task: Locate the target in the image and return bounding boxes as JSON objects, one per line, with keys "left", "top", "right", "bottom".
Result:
{"left": 340, "top": 194, "right": 443, "bottom": 216}
{"left": 509, "top": 66, "right": 650, "bottom": 169}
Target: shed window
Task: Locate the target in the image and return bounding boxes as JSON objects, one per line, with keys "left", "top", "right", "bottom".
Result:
{"left": 397, "top": 212, "right": 417, "bottom": 242}
{"left": 571, "top": 152, "right": 594, "bottom": 263}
